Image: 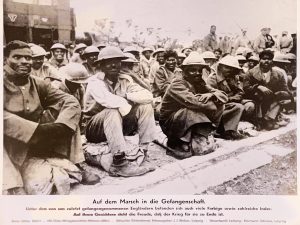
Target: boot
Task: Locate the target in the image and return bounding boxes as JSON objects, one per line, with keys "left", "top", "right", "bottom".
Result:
{"left": 109, "top": 152, "right": 153, "bottom": 177}
{"left": 76, "top": 163, "right": 101, "bottom": 185}
{"left": 166, "top": 139, "right": 192, "bottom": 159}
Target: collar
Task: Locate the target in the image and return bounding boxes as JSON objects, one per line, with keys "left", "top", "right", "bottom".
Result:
{"left": 4, "top": 64, "right": 30, "bottom": 86}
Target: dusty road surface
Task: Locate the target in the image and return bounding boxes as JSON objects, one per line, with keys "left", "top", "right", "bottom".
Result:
{"left": 71, "top": 115, "right": 296, "bottom": 195}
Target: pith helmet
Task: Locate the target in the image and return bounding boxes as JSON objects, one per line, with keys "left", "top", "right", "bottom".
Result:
{"left": 50, "top": 43, "right": 67, "bottom": 51}
{"left": 153, "top": 48, "right": 165, "bottom": 57}
{"left": 248, "top": 55, "right": 259, "bottom": 62}
{"left": 30, "top": 45, "right": 47, "bottom": 57}
{"left": 122, "top": 53, "right": 139, "bottom": 63}
{"left": 60, "top": 63, "right": 90, "bottom": 84}
{"left": 273, "top": 52, "right": 290, "bottom": 63}
{"left": 95, "top": 46, "right": 127, "bottom": 63}
{"left": 123, "top": 46, "right": 140, "bottom": 54}
{"left": 201, "top": 51, "right": 217, "bottom": 59}
{"left": 182, "top": 51, "right": 207, "bottom": 66}
{"left": 141, "top": 47, "right": 154, "bottom": 54}
{"left": 219, "top": 55, "right": 242, "bottom": 70}
{"left": 74, "top": 43, "right": 87, "bottom": 53}
{"left": 83, "top": 46, "right": 100, "bottom": 55}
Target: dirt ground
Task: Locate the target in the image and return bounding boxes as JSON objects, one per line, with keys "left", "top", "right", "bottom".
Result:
{"left": 201, "top": 131, "right": 297, "bottom": 195}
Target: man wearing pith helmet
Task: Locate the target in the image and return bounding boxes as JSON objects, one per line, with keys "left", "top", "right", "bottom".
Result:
{"left": 140, "top": 47, "right": 154, "bottom": 79}
{"left": 70, "top": 43, "right": 87, "bottom": 63}
{"left": 49, "top": 43, "right": 69, "bottom": 69}
{"left": 206, "top": 55, "right": 252, "bottom": 140}
{"left": 30, "top": 44, "right": 61, "bottom": 85}
{"left": 82, "top": 46, "right": 100, "bottom": 76}
{"left": 83, "top": 46, "right": 156, "bottom": 177}
{"left": 159, "top": 51, "right": 227, "bottom": 159}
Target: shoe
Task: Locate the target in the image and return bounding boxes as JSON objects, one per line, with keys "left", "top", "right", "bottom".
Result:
{"left": 219, "top": 130, "right": 245, "bottom": 140}
{"left": 81, "top": 171, "right": 101, "bottom": 185}
{"left": 9, "top": 187, "right": 27, "bottom": 195}
{"left": 166, "top": 140, "right": 192, "bottom": 159}
{"left": 263, "top": 119, "right": 276, "bottom": 130}
{"left": 109, "top": 162, "right": 153, "bottom": 177}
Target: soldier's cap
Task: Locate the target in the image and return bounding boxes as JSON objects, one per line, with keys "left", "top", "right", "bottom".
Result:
{"left": 152, "top": 48, "right": 165, "bottom": 57}
{"left": 182, "top": 51, "right": 208, "bottom": 66}
{"left": 219, "top": 55, "right": 242, "bottom": 70}
{"left": 50, "top": 43, "right": 67, "bottom": 51}
{"left": 201, "top": 51, "right": 217, "bottom": 59}
{"left": 83, "top": 46, "right": 100, "bottom": 55}
{"left": 123, "top": 46, "right": 140, "bottom": 54}
{"left": 273, "top": 52, "right": 291, "bottom": 63}
{"left": 141, "top": 47, "right": 154, "bottom": 54}
{"left": 74, "top": 43, "right": 87, "bottom": 53}
{"left": 122, "top": 53, "right": 139, "bottom": 63}
{"left": 95, "top": 46, "right": 128, "bottom": 63}
{"left": 30, "top": 45, "right": 47, "bottom": 57}
{"left": 59, "top": 63, "right": 90, "bottom": 84}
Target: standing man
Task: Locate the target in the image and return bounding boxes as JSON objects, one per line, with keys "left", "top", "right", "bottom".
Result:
{"left": 243, "top": 50, "right": 290, "bottom": 130}
{"left": 149, "top": 48, "right": 166, "bottom": 85}
{"left": 234, "top": 29, "right": 252, "bottom": 53}
{"left": 84, "top": 46, "right": 156, "bottom": 177}
{"left": 203, "top": 25, "right": 218, "bottom": 51}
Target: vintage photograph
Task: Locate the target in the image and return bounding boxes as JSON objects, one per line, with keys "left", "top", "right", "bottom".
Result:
{"left": 2, "top": 0, "right": 297, "bottom": 195}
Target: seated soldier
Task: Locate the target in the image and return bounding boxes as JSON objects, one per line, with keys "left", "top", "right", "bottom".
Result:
{"left": 159, "top": 52, "right": 227, "bottom": 159}
{"left": 83, "top": 46, "right": 156, "bottom": 176}
{"left": 82, "top": 46, "right": 100, "bottom": 76}
{"left": 243, "top": 50, "right": 291, "bottom": 130}
{"left": 152, "top": 50, "right": 182, "bottom": 98}
{"left": 3, "top": 41, "right": 99, "bottom": 195}
{"left": 206, "top": 55, "right": 254, "bottom": 139}
{"left": 59, "top": 63, "right": 90, "bottom": 131}
{"left": 121, "top": 53, "right": 151, "bottom": 90}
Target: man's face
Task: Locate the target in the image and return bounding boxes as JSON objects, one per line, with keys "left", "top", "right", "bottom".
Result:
{"left": 143, "top": 51, "right": 152, "bottom": 60}
{"left": 183, "top": 65, "right": 205, "bottom": 84}
{"left": 6, "top": 48, "right": 32, "bottom": 75}
{"left": 32, "top": 55, "right": 45, "bottom": 70}
{"left": 248, "top": 60, "right": 258, "bottom": 69}
{"left": 214, "top": 51, "right": 221, "bottom": 60}
{"left": 259, "top": 55, "right": 273, "bottom": 70}
{"left": 204, "top": 58, "right": 216, "bottom": 67}
{"left": 129, "top": 51, "right": 140, "bottom": 61}
{"left": 177, "top": 57, "right": 185, "bottom": 66}
{"left": 165, "top": 56, "right": 177, "bottom": 71}
{"left": 52, "top": 49, "right": 65, "bottom": 62}
{"left": 101, "top": 58, "right": 122, "bottom": 83}
{"left": 219, "top": 64, "right": 239, "bottom": 78}
{"left": 156, "top": 52, "right": 165, "bottom": 65}
{"left": 210, "top": 26, "right": 216, "bottom": 34}
{"left": 86, "top": 53, "right": 98, "bottom": 66}
{"left": 76, "top": 48, "right": 85, "bottom": 55}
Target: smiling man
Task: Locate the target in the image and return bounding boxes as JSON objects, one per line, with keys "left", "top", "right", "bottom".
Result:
{"left": 49, "top": 43, "right": 69, "bottom": 69}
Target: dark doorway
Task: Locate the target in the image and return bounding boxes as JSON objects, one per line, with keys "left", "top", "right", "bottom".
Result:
{"left": 4, "top": 25, "right": 27, "bottom": 43}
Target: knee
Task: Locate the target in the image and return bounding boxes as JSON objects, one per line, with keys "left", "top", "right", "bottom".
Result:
{"left": 95, "top": 108, "right": 122, "bottom": 121}
{"left": 136, "top": 103, "right": 154, "bottom": 116}
{"left": 244, "top": 102, "right": 255, "bottom": 113}
{"left": 233, "top": 103, "right": 245, "bottom": 112}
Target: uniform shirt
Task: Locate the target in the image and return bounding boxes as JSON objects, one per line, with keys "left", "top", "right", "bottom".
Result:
{"left": 59, "top": 81, "right": 85, "bottom": 109}
{"left": 4, "top": 64, "right": 81, "bottom": 168}
{"left": 49, "top": 57, "right": 69, "bottom": 69}
{"left": 31, "top": 63, "right": 61, "bottom": 80}
{"left": 84, "top": 72, "right": 153, "bottom": 120}
{"left": 203, "top": 33, "right": 218, "bottom": 51}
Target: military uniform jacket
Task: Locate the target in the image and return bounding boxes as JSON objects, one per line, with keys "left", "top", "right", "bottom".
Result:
{"left": 243, "top": 65, "right": 289, "bottom": 99}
